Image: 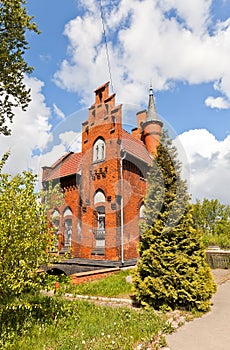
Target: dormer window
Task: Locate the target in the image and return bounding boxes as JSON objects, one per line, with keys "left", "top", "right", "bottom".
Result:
{"left": 93, "top": 137, "right": 106, "bottom": 162}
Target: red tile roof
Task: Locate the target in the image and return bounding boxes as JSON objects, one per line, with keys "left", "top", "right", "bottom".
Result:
{"left": 122, "top": 130, "right": 152, "bottom": 164}
{"left": 43, "top": 130, "right": 152, "bottom": 181}
{"left": 43, "top": 152, "right": 82, "bottom": 181}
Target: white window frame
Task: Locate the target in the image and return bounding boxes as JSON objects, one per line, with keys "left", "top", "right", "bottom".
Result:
{"left": 93, "top": 138, "right": 105, "bottom": 162}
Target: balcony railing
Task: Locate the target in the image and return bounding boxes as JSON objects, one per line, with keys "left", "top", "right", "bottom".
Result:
{"left": 94, "top": 229, "right": 105, "bottom": 240}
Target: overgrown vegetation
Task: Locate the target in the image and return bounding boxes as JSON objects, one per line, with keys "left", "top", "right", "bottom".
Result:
{"left": 192, "top": 198, "right": 230, "bottom": 249}
{"left": 59, "top": 269, "right": 133, "bottom": 298}
{"left": 132, "top": 130, "right": 217, "bottom": 312}
{"left": 1, "top": 293, "right": 169, "bottom": 350}
{"left": 0, "top": 153, "right": 65, "bottom": 347}
{"left": 0, "top": 153, "right": 53, "bottom": 304}
{"left": 0, "top": 294, "right": 74, "bottom": 349}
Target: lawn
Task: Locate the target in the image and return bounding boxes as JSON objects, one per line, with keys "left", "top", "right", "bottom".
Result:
{"left": 12, "top": 298, "right": 168, "bottom": 350}
{"left": 60, "top": 268, "right": 134, "bottom": 298}
{"left": 1, "top": 268, "right": 181, "bottom": 349}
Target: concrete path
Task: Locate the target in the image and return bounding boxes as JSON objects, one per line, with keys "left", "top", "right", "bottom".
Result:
{"left": 165, "top": 280, "right": 230, "bottom": 350}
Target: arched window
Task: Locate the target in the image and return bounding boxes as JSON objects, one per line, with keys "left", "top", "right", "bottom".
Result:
{"left": 93, "top": 205, "right": 105, "bottom": 255}
{"left": 139, "top": 203, "right": 145, "bottom": 219}
{"left": 51, "top": 209, "right": 60, "bottom": 248}
{"left": 63, "top": 207, "right": 72, "bottom": 248}
{"left": 94, "top": 190, "right": 106, "bottom": 205}
{"left": 93, "top": 137, "right": 105, "bottom": 162}
{"left": 64, "top": 219, "right": 72, "bottom": 248}
{"left": 63, "top": 207, "right": 72, "bottom": 217}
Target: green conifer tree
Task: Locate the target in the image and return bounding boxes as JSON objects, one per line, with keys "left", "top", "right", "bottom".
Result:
{"left": 133, "top": 130, "right": 216, "bottom": 312}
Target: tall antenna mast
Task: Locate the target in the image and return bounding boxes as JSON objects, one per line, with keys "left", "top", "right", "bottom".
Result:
{"left": 99, "top": 0, "right": 114, "bottom": 93}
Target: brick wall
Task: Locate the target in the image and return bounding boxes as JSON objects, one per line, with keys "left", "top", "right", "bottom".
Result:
{"left": 71, "top": 267, "right": 120, "bottom": 285}
{"left": 45, "top": 82, "right": 162, "bottom": 264}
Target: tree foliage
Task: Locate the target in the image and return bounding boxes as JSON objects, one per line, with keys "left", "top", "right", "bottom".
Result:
{"left": 192, "top": 198, "right": 230, "bottom": 248}
{"left": 0, "top": 153, "right": 52, "bottom": 303}
{"left": 133, "top": 130, "right": 216, "bottom": 312}
{"left": 0, "top": 0, "right": 39, "bottom": 135}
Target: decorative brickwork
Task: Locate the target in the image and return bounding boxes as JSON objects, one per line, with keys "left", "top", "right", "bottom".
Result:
{"left": 42, "top": 82, "right": 162, "bottom": 265}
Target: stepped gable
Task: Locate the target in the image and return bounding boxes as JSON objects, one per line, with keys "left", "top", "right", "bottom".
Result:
{"left": 122, "top": 129, "right": 152, "bottom": 164}
{"left": 43, "top": 151, "right": 82, "bottom": 181}
{"left": 43, "top": 129, "right": 152, "bottom": 182}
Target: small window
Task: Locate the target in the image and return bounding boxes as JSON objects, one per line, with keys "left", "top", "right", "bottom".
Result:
{"left": 93, "top": 138, "right": 105, "bottom": 162}
{"left": 95, "top": 206, "right": 105, "bottom": 249}
{"left": 99, "top": 91, "right": 103, "bottom": 103}
{"left": 64, "top": 219, "right": 72, "bottom": 248}
{"left": 139, "top": 203, "right": 145, "bottom": 219}
{"left": 51, "top": 209, "right": 60, "bottom": 223}
{"left": 63, "top": 207, "right": 72, "bottom": 217}
{"left": 63, "top": 207, "right": 72, "bottom": 249}
{"left": 51, "top": 210, "right": 60, "bottom": 248}
{"left": 94, "top": 190, "right": 106, "bottom": 204}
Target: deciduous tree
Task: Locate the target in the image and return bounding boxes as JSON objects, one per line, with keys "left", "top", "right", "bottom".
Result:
{"left": 0, "top": 0, "right": 39, "bottom": 135}
{"left": 0, "top": 153, "right": 52, "bottom": 303}
{"left": 192, "top": 198, "right": 230, "bottom": 248}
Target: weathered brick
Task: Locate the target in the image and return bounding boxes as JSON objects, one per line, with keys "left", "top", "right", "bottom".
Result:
{"left": 43, "top": 82, "right": 162, "bottom": 263}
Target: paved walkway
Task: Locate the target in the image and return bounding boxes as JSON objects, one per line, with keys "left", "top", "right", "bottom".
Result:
{"left": 165, "top": 279, "right": 230, "bottom": 350}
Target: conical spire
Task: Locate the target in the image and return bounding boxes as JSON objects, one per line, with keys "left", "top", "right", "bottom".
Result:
{"left": 146, "top": 84, "right": 159, "bottom": 122}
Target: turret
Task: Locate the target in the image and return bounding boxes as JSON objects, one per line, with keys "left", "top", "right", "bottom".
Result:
{"left": 142, "top": 85, "right": 163, "bottom": 155}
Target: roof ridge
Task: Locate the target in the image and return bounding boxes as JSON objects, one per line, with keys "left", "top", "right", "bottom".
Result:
{"left": 121, "top": 129, "right": 144, "bottom": 145}
{"left": 50, "top": 151, "right": 73, "bottom": 169}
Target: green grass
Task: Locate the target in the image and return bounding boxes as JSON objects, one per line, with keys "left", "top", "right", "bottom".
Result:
{"left": 59, "top": 268, "right": 134, "bottom": 299}
{"left": 1, "top": 269, "right": 197, "bottom": 349}
{"left": 11, "top": 298, "right": 167, "bottom": 350}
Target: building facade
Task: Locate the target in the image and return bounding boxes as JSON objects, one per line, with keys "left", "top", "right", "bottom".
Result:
{"left": 42, "top": 82, "right": 162, "bottom": 265}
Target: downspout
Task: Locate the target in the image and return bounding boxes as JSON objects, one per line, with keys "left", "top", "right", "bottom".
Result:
{"left": 120, "top": 146, "right": 126, "bottom": 265}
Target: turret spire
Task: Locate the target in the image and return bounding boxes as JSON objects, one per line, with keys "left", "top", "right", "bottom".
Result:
{"left": 141, "top": 83, "right": 163, "bottom": 155}
{"left": 146, "top": 84, "right": 159, "bottom": 122}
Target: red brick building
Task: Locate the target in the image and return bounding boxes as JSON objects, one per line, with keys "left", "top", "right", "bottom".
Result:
{"left": 42, "top": 82, "right": 162, "bottom": 268}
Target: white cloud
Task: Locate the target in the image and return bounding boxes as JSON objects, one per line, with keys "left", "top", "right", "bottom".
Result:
{"left": 0, "top": 76, "right": 52, "bottom": 175}
{"left": 39, "top": 54, "right": 51, "bottom": 63}
{"left": 36, "top": 143, "right": 66, "bottom": 177}
{"left": 2, "top": 0, "right": 229, "bottom": 207}
{"left": 59, "top": 131, "right": 82, "bottom": 152}
{"left": 53, "top": 0, "right": 230, "bottom": 109}
{"left": 0, "top": 76, "right": 82, "bottom": 184}
{"left": 159, "top": 0, "right": 212, "bottom": 34}
{"left": 174, "top": 129, "right": 230, "bottom": 204}
{"left": 53, "top": 103, "right": 65, "bottom": 119}
{"left": 205, "top": 96, "right": 230, "bottom": 109}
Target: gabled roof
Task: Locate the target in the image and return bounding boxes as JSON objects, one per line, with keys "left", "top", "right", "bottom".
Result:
{"left": 43, "top": 152, "right": 82, "bottom": 181}
{"left": 122, "top": 130, "right": 152, "bottom": 164}
{"left": 43, "top": 130, "right": 152, "bottom": 182}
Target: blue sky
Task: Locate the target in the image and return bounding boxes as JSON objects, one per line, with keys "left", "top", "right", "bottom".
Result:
{"left": 1, "top": 0, "right": 230, "bottom": 203}
{"left": 25, "top": 0, "right": 230, "bottom": 139}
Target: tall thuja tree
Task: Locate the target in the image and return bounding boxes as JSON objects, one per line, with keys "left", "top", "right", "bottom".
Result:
{"left": 0, "top": 153, "right": 53, "bottom": 303}
{"left": 133, "top": 130, "right": 216, "bottom": 312}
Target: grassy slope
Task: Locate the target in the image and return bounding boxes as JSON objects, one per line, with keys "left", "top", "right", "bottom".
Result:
{"left": 5, "top": 267, "right": 206, "bottom": 349}
{"left": 13, "top": 299, "right": 167, "bottom": 350}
